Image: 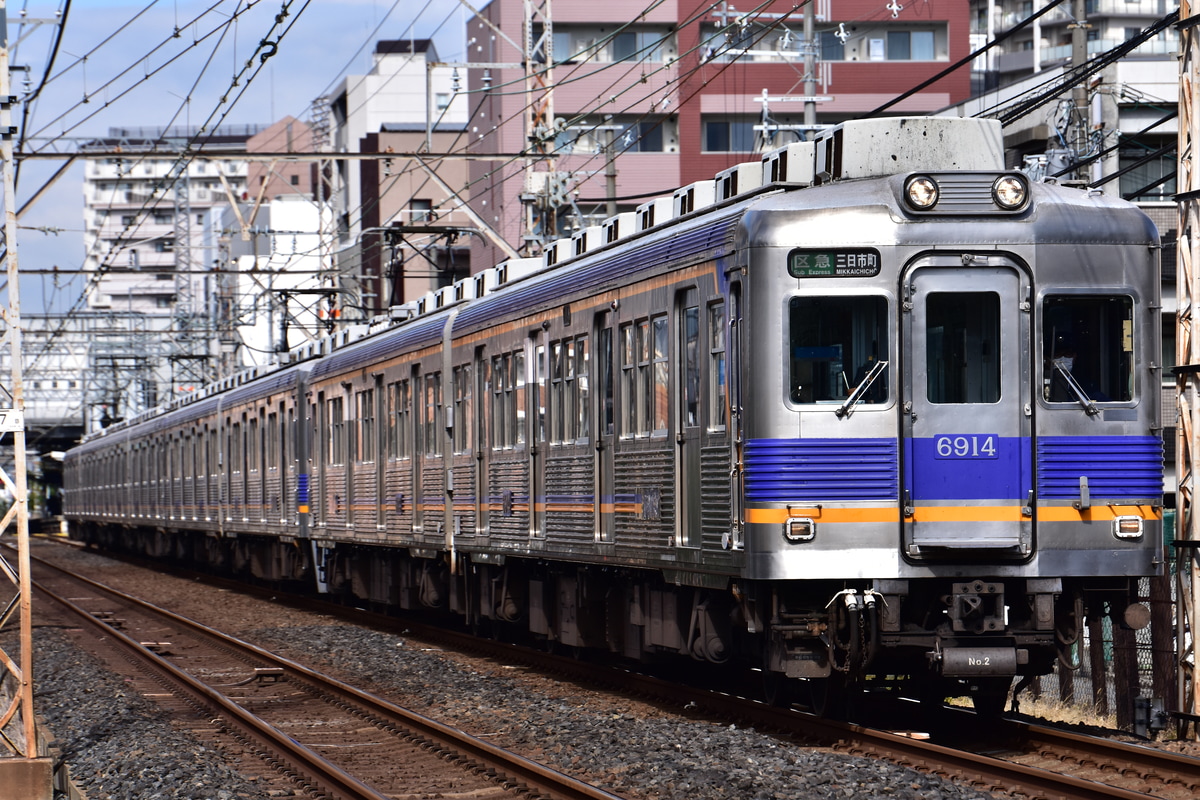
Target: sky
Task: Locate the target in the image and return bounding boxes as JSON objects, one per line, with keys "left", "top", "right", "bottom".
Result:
{"left": 6, "top": 0, "right": 470, "bottom": 314}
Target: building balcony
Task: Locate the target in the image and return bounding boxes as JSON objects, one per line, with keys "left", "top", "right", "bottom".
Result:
{"left": 1040, "top": 36, "right": 1176, "bottom": 63}
{"left": 89, "top": 187, "right": 221, "bottom": 207}
{"left": 1040, "top": 0, "right": 1174, "bottom": 27}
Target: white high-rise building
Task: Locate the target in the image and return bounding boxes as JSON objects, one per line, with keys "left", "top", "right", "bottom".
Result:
{"left": 81, "top": 126, "right": 260, "bottom": 316}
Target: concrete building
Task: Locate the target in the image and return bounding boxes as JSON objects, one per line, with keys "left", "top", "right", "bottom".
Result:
{"left": 220, "top": 197, "right": 330, "bottom": 365}
{"left": 246, "top": 116, "right": 318, "bottom": 203}
{"left": 972, "top": 0, "right": 1178, "bottom": 92}
{"left": 963, "top": 0, "right": 1179, "bottom": 490}
{"left": 81, "top": 125, "right": 260, "bottom": 316}
{"left": 353, "top": 124, "right": 472, "bottom": 313}
{"left": 328, "top": 39, "right": 469, "bottom": 247}
{"left": 465, "top": 0, "right": 973, "bottom": 269}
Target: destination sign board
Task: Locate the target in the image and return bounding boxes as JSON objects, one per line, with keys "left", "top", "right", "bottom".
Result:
{"left": 788, "top": 248, "right": 881, "bottom": 278}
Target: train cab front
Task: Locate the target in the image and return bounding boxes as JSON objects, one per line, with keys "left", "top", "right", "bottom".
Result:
{"left": 737, "top": 146, "right": 1163, "bottom": 713}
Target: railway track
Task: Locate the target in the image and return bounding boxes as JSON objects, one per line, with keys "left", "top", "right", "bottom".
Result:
{"left": 974, "top": 717, "right": 1200, "bottom": 800}
{"left": 573, "top": 665, "right": 1200, "bottom": 800}
{"left": 28, "top": 551, "right": 626, "bottom": 800}
{"left": 28, "top": 539, "right": 1200, "bottom": 800}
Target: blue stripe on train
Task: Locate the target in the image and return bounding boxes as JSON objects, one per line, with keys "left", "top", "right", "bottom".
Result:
{"left": 743, "top": 438, "right": 899, "bottom": 503}
{"left": 905, "top": 435, "right": 1027, "bottom": 501}
{"left": 745, "top": 435, "right": 1162, "bottom": 504}
{"left": 1036, "top": 435, "right": 1163, "bottom": 499}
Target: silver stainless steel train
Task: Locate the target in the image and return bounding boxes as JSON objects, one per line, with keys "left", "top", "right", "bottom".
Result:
{"left": 64, "top": 117, "right": 1164, "bottom": 714}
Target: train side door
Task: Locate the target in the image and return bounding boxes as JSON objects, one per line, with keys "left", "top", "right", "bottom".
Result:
{"left": 901, "top": 257, "right": 1033, "bottom": 558}
{"left": 374, "top": 375, "right": 386, "bottom": 531}
{"left": 411, "top": 366, "right": 424, "bottom": 535}
{"left": 530, "top": 333, "right": 547, "bottom": 538}
{"left": 595, "top": 312, "right": 615, "bottom": 543}
{"left": 675, "top": 289, "right": 702, "bottom": 548}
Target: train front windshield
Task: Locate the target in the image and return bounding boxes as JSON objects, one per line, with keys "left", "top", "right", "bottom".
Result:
{"left": 1042, "top": 295, "right": 1133, "bottom": 404}
{"left": 789, "top": 296, "right": 888, "bottom": 405}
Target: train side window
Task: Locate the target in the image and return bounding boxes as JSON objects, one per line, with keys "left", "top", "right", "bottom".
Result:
{"left": 652, "top": 316, "right": 669, "bottom": 435}
{"left": 789, "top": 296, "right": 888, "bottom": 405}
{"left": 577, "top": 335, "right": 590, "bottom": 441}
{"left": 550, "top": 336, "right": 589, "bottom": 444}
{"left": 1042, "top": 295, "right": 1133, "bottom": 403}
{"left": 551, "top": 341, "right": 566, "bottom": 443}
{"left": 231, "top": 421, "right": 243, "bottom": 473}
{"left": 709, "top": 302, "right": 726, "bottom": 431}
{"left": 388, "top": 379, "right": 411, "bottom": 459}
{"left": 248, "top": 416, "right": 259, "bottom": 473}
{"left": 328, "top": 397, "right": 345, "bottom": 465}
{"left": 926, "top": 292, "right": 1000, "bottom": 404}
{"left": 514, "top": 350, "right": 527, "bottom": 446}
{"left": 599, "top": 326, "right": 614, "bottom": 436}
{"left": 683, "top": 305, "right": 700, "bottom": 428}
{"left": 356, "top": 388, "right": 375, "bottom": 463}
{"left": 492, "top": 355, "right": 507, "bottom": 449}
{"left": 620, "top": 323, "right": 637, "bottom": 438}
{"left": 423, "top": 372, "right": 443, "bottom": 456}
{"left": 452, "top": 365, "right": 472, "bottom": 454}
{"left": 266, "top": 412, "right": 278, "bottom": 470}
{"left": 637, "top": 320, "right": 652, "bottom": 434}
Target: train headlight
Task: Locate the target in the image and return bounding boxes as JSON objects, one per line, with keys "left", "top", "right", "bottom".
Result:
{"left": 904, "top": 176, "right": 939, "bottom": 210}
{"left": 1112, "top": 515, "right": 1144, "bottom": 540}
{"left": 992, "top": 175, "right": 1028, "bottom": 210}
{"left": 784, "top": 518, "right": 816, "bottom": 543}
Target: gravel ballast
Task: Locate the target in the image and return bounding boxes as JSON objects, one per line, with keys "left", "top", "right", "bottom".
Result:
{"left": 253, "top": 624, "right": 1002, "bottom": 800}
{"left": 11, "top": 628, "right": 277, "bottom": 799}
{"left": 20, "top": 541, "right": 1004, "bottom": 800}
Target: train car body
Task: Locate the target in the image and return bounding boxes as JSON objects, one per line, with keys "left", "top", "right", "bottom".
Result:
{"left": 64, "top": 117, "right": 1163, "bottom": 711}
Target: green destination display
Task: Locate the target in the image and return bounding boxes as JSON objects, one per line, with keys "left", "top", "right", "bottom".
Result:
{"left": 788, "top": 248, "right": 881, "bottom": 278}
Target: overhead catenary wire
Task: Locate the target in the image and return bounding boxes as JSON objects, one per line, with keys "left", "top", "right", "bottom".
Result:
{"left": 995, "top": 9, "right": 1180, "bottom": 126}
{"left": 331, "top": 0, "right": 783, "bottom": 258}
{"left": 15, "top": 0, "right": 442, "bottom": 391}
{"left": 14, "top": 0, "right": 73, "bottom": 190}
{"left": 864, "top": 0, "right": 1068, "bottom": 117}
{"left": 384, "top": 0, "right": 795, "bottom": 238}
{"left": 24, "top": 0, "right": 317, "bottom": 376}
{"left": 14, "top": 0, "right": 1184, "bottom": 424}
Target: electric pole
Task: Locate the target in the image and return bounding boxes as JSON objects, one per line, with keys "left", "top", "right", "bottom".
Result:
{"left": 0, "top": 1, "right": 51, "bottom": 795}
{"left": 803, "top": 0, "right": 816, "bottom": 132}
{"left": 1176, "top": 0, "right": 1200, "bottom": 742}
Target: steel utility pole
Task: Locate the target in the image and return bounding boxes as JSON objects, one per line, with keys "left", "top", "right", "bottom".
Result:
{"left": 1177, "top": 0, "right": 1200, "bottom": 742}
{"left": 0, "top": 2, "right": 51, "bottom": 796}
{"left": 803, "top": 0, "right": 816, "bottom": 132}
{"left": 522, "top": 0, "right": 557, "bottom": 253}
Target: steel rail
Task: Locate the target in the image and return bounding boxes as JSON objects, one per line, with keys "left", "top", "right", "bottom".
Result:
{"left": 33, "top": 540, "right": 1198, "bottom": 800}
{"left": 35, "top": 581, "right": 392, "bottom": 800}
{"left": 30, "top": 553, "right": 627, "bottom": 800}
{"left": 1006, "top": 720, "right": 1200, "bottom": 794}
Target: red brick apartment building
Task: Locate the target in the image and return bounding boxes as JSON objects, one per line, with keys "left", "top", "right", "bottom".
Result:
{"left": 465, "top": 0, "right": 971, "bottom": 270}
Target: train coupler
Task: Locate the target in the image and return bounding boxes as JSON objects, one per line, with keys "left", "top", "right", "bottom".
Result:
{"left": 947, "top": 581, "right": 1005, "bottom": 634}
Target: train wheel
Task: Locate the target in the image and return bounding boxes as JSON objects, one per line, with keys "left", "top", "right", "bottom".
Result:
{"left": 969, "top": 677, "right": 1012, "bottom": 718}
{"left": 806, "top": 673, "right": 850, "bottom": 719}
{"left": 762, "top": 672, "right": 794, "bottom": 708}
{"left": 916, "top": 676, "right": 948, "bottom": 713}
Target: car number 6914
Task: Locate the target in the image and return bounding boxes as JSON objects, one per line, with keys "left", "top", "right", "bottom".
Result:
{"left": 934, "top": 435, "right": 998, "bottom": 459}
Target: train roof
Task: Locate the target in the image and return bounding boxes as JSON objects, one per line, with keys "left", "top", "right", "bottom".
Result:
{"left": 739, "top": 174, "right": 1159, "bottom": 250}
{"left": 71, "top": 116, "right": 1030, "bottom": 449}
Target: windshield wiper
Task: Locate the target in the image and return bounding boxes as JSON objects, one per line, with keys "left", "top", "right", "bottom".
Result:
{"left": 836, "top": 359, "right": 888, "bottom": 419}
{"left": 1052, "top": 359, "right": 1099, "bottom": 416}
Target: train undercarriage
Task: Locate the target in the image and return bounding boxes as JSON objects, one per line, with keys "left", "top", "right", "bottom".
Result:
{"left": 71, "top": 522, "right": 1141, "bottom": 717}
